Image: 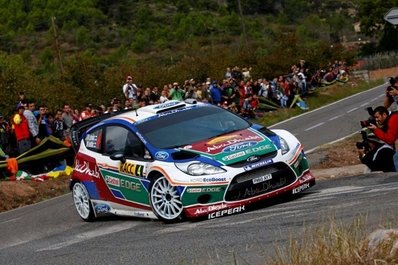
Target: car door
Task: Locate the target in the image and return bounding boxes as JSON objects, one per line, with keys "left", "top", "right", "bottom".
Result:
{"left": 96, "top": 124, "right": 152, "bottom": 208}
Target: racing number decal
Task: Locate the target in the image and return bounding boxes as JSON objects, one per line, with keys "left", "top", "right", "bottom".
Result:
{"left": 119, "top": 162, "right": 144, "bottom": 177}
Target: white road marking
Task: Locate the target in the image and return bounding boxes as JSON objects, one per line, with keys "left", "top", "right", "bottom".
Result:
{"left": 270, "top": 83, "right": 387, "bottom": 128}
{"left": 360, "top": 102, "right": 369, "bottom": 107}
{"left": 328, "top": 115, "right": 343, "bottom": 121}
{"left": 36, "top": 222, "right": 138, "bottom": 251}
{"left": 0, "top": 217, "right": 20, "bottom": 225}
{"left": 304, "top": 122, "right": 325, "bottom": 131}
{"left": 347, "top": 107, "right": 358, "bottom": 113}
{"left": 154, "top": 182, "right": 398, "bottom": 233}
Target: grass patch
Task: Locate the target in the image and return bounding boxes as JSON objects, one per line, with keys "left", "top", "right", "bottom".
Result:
{"left": 268, "top": 216, "right": 398, "bottom": 265}
{"left": 258, "top": 79, "right": 384, "bottom": 126}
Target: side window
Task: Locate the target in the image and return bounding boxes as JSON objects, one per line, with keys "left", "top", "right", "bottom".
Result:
{"left": 104, "top": 126, "right": 129, "bottom": 155}
{"left": 104, "top": 126, "right": 147, "bottom": 159}
{"left": 84, "top": 128, "right": 103, "bottom": 153}
{"left": 124, "top": 131, "right": 146, "bottom": 159}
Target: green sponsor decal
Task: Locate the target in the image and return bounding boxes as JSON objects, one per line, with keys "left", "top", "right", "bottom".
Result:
{"left": 217, "top": 140, "right": 277, "bottom": 165}
{"left": 100, "top": 168, "right": 150, "bottom": 205}
{"left": 290, "top": 153, "right": 310, "bottom": 176}
{"left": 181, "top": 185, "right": 227, "bottom": 206}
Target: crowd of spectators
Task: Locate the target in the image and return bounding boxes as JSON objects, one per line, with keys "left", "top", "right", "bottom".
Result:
{"left": 0, "top": 60, "right": 349, "bottom": 158}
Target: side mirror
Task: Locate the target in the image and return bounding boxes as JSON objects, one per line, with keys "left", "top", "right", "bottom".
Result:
{"left": 110, "top": 152, "right": 126, "bottom": 164}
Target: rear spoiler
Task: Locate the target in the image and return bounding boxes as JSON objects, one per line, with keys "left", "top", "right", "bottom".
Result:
{"left": 69, "top": 109, "right": 133, "bottom": 152}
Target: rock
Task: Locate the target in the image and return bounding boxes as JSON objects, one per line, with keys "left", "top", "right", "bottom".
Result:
{"left": 368, "top": 229, "right": 398, "bottom": 257}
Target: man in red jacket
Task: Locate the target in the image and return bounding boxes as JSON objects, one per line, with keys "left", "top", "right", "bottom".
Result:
{"left": 368, "top": 106, "right": 398, "bottom": 171}
{"left": 12, "top": 105, "right": 31, "bottom": 154}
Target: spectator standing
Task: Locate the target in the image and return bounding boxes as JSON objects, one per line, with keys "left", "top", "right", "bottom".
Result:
{"left": 225, "top": 67, "right": 232, "bottom": 79}
{"left": 62, "top": 104, "right": 75, "bottom": 135}
{"left": 0, "top": 112, "right": 10, "bottom": 154}
{"left": 221, "top": 80, "right": 236, "bottom": 105}
{"left": 141, "top": 88, "right": 152, "bottom": 105}
{"left": 159, "top": 90, "right": 169, "bottom": 103}
{"left": 169, "top": 82, "right": 184, "bottom": 101}
{"left": 258, "top": 79, "right": 269, "bottom": 98}
{"left": 52, "top": 109, "right": 65, "bottom": 140}
{"left": 209, "top": 81, "right": 222, "bottom": 105}
{"left": 297, "top": 72, "right": 307, "bottom": 96}
{"left": 251, "top": 79, "right": 262, "bottom": 96}
{"left": 238, "top": 80, "right": 246, "bottom": 107}
{"left": 241, "top": 94, "right": 255, "bottom": 119}
{"left": 80, "top": 104, "right": 93, "bottom": 120}
{"left": 200, "top": 82, "right": 211, "bottom": 103}
{"left": 193, "top": 85, "right": 202, "bottom": 101}
{"left": 16, "top": 91, "right": 26, "bottom": 109}
{"left": 73, "top": 109, "right": 80, "bottom": 123}
{"left": 231, "top": 66, "right": 242, "bottom": 81}
{"left": 23, "top": 101, "right": 40, "bottom": 145}
{"left": 242, "top": 67, "right": 251, "bottom": 82}
{"left": 150, "top": 87, "right": 160, "bottom": 103}
{"left": 12, "top": 105, "right": 31, "bottom": 154}
{"left": 122, "top": 76, "right": 138, "bottom": 102}
{"left": 37, "top": 105, "right": 51, "bottom": 139}
{"left": 124, "top": 99, "right": 133, "bottom": 110}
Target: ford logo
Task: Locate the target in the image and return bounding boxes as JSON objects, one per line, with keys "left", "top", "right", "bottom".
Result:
{"left": 247, "top": 155, "right": 260, "bottom": 162}
{"left": 95, "top": 204, "right": 110, "bottom": 214}
{"left": 155, "top": 151, "right": 169, "bottom": 160}
{"left": 223, "top": 141, "right": 257, "bottom": 153}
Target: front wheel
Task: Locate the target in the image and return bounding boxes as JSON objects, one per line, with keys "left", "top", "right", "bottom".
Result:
{"left": 72, "top": 182, "right": 95, "bottom": 222}
{"left": 149, "top": 176, "right": 184, "bottom": 223}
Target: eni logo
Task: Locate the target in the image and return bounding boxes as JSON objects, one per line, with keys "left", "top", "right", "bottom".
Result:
{"left": 119, "top": 162, "right": 144, "bottom": 177}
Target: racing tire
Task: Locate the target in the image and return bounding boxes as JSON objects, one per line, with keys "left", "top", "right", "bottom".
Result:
{"left": 72, "top": 182, "right": 95, "bottom": 222}
{"left": 149, "top": 175, "right": 184, "bottom": 223}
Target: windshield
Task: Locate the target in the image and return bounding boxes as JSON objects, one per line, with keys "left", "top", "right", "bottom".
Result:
{"left": 137, "top": 106, "right": 250, "bottom": 149}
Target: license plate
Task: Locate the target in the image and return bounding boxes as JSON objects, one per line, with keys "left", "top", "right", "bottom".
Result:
{"left": 252, "top": 174, "right": 272, "bottom": 184}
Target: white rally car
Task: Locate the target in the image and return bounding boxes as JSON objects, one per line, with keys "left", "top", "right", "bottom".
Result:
{"left": 70, "top": 100, "right": 315, "bottom": 223}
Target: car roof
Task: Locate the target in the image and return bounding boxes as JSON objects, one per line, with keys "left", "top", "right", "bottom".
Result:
{"left": 108, "top": 100, "right": 205, "bottom": 124}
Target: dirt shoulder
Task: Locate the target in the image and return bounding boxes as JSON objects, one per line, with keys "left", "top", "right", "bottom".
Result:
{"left": 308, "top": 133, "right": 367, "bottom": 180}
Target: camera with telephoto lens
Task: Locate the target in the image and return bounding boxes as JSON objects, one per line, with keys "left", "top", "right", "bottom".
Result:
{"left": 387, "top": 77, "right": 398, "bottom": 92}
{"left": 359, "top": 106, "right": 376, "bottom": 128}
{"left": 356, "top": 130, "right": 370, "bottom": 152}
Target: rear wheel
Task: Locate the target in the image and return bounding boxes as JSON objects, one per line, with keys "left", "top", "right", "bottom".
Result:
{"left": 149, "top": 175, "right": 183, "bottom": 223}
{"left": 72, "top": 182, "right": 95, "bottom": 221}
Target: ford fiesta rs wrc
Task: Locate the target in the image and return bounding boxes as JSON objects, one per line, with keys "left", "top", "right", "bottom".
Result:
{"left": 70, "top": 100, "right": 315, "bottom": 223}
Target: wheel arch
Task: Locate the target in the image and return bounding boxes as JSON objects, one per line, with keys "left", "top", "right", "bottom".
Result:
{"left": 146, "top": 170, "right": 164, "bottom": 183}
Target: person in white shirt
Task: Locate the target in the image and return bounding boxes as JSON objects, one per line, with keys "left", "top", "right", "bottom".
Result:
{"left": 122, "top": 75, "right": 138, "bottom": 102}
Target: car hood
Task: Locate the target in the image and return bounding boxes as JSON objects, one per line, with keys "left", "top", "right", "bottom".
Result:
{"left": 180, "top": 128, "right": 277, "bottom": 166}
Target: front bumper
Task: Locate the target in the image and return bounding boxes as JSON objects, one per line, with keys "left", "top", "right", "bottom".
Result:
{"left": 183, "top": 170, "right": 315, "bottom": 220}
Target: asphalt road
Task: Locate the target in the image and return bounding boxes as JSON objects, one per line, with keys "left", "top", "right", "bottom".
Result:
{"left": 1, "top": 83, "right": 397, "bottom": 265}
{"left": 1, "top": 173, "right": 397, "bottom": 265}
{"left": 270, "top": 82, "right": 388, "bottom": 151}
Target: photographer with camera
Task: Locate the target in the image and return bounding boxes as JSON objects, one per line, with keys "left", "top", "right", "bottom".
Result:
{"left": 357, "top": 133, "right": 395, "bottom": 172}
{"left": 384, "top": 76, "right": 398, "bottom": 109}
{"left": 367, "top": 105, "right": 398, "bottom": 171}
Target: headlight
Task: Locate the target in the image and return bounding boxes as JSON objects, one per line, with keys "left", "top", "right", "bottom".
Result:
{"left": 175, "top": 162, "right": 226, "bottom": 176}
{"left": 279, "top": 136, "right": 290, "bottom": 155}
